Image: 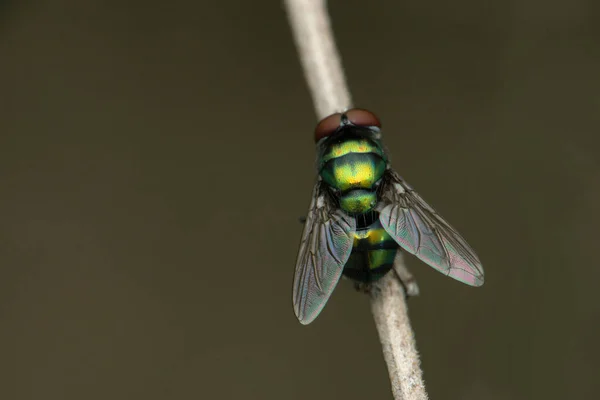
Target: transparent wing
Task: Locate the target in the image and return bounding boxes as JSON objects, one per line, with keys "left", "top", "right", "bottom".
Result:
{"left": 293, "top": 181, "right": 356, "bottom": 325}
{"left": 378, "top": 170, "right": 484, "bottom": 286}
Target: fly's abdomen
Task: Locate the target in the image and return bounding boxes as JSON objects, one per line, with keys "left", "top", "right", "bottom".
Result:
{"left": 320, "top": 139, "right": 386, "bottom": 214}
{"left": 343, "top": 220, "right": 399, "bottom": 283}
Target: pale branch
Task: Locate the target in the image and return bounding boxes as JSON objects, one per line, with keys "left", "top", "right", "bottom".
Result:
{"left": 283, "top": 1, "right": 429, "bottom": 399}
{"left": 371, "top": 257, "right": 429, "bottom": 400}
{"left": 283, "top": 0, "right": 352, "bottom": 118}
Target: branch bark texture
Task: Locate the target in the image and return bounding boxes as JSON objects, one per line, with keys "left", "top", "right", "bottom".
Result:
{"left": 370, "top": 273, "right": 428, "bottom": 400}
{"left": 283, "top": 1, "right": 429, "bottom": 399}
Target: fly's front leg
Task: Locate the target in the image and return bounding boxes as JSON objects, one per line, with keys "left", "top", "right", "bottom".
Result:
{"left": 392, "top": 251, "right": 420, "bottom": 297}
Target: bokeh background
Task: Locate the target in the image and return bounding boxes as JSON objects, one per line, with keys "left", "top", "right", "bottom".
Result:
{"left": 1, "top": 1, "right": 599, "bottom": 399}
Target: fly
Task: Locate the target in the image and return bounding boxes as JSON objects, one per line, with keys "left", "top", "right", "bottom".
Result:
{"left": 292, "top": 109, "right": 484, "bottom": 324}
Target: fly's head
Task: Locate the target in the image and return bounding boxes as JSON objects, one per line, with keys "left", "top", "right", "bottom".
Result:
{"left": 314, "top": 108, "right": 386, "bottom": 171}
{"left": 314, "top": 108, "right": 382, "bottom": 146}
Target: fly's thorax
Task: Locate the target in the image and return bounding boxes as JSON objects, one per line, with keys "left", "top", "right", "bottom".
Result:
{"left": 319, "top": 137, "right": 386, "bottom": 165}
{"left": 338, "top": 190, "right": 377, "bottom": 214}
{"left": 318, "top": 138, "right": 387, "bottom": 214}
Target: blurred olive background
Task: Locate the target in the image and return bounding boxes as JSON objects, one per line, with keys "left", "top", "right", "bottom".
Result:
{"left": 1, "top": 0, "right": 599, "bottom": 399}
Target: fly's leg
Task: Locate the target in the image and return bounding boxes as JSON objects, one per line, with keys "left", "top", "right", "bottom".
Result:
{"left": 353, "top": 281, "right": 372, "bottom": 294}
{"left": 392, "top": 251, "right": 420, "bottom": 298}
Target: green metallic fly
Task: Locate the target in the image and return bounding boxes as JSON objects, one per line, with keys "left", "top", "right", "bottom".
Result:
{"left": 293, "top": 109, "right": 484, "bottom": 325}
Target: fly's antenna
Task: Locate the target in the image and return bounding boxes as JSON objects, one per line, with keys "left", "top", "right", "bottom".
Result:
{"left": 340, "top": 112, "right": 350, "bottom": 126}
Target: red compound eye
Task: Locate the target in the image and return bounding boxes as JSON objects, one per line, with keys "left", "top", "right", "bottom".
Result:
{"left": 314, "top": 112, "right": 343, "bottom": 142}
{"left": 313, "top": 108, "right": 381, "bottom": 142}
{"left": 346, "top": 108, "right": 381, "bottom": 129}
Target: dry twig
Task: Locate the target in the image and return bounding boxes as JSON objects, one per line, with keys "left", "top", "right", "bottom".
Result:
{"left": 283, "top": 1, "right": 429, "bottom": 399}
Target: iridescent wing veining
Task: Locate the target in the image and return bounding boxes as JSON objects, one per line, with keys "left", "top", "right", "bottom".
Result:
{"left": 292, "top": 181, "right": 356, "bottom": 325}
{"left": 378, "top": 170, "right": 484, "bottom": 286}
